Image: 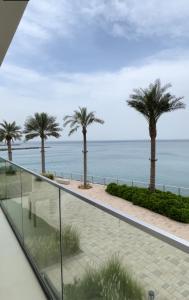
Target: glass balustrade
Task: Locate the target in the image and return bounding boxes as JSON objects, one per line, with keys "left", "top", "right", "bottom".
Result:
{"left": 0, "top": 157, "right": 189, "bottom": 300}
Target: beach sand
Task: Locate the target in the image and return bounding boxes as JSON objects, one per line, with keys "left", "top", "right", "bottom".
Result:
{"left": 61, "top": 179, "right": 189, "bottom": 241}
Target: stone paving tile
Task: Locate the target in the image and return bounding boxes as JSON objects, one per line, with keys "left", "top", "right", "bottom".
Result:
{"left": 6, "top": 182, "right": 189, "bottom": 300}
{"left": 59, "top": 192, "right": 189, "bottom": 299}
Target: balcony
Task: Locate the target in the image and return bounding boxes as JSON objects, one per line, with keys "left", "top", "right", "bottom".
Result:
{"left": 0, "top": 208, "right": 46, "bottom": 300}
{"left": 0, "top": 157, "right": 189, "bottom": 300}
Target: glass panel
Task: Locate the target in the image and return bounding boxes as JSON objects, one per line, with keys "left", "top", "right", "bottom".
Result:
{"left": 180, "top": 187, "right": 189, "bottom": 197}
{"left": 0, "top": 158, "right": 6, "bottom": 201}
{"left": 165, "top": 185, "right": 180, "bottom": 195}
{"left": 92, "top": 175, "right": 104, "bottom": 184}
{"left": 105, "top": 177, "right": 117, "bottom": 185}
{"left": 3, "top": 161, "right": 23, "bottom": 237}
{"left": 61, "top": 189, "right": 189, "bottom": 300}
{"left": 1, "top": 156, "right": 189, "bottom": 300}
{"left": 21, "top": 170, "right": 62, "bottom": 299}
{"left": 72, "top": 173, "right": 83, "bottom": 182}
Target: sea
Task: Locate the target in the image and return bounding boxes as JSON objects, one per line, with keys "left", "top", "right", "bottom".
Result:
{"left": 0, "top": 140, "right": 189, "bottom": 189}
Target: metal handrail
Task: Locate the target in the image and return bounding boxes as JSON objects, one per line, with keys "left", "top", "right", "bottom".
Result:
{"left": 51, "top": 171, "right": 189, "bottom": 195}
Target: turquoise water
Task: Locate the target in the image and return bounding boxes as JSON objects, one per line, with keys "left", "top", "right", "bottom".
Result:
{"left": 0, "top": 140, "right": 189, "bottom": 188}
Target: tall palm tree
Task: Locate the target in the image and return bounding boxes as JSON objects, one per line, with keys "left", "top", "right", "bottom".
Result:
{"left": 0, "top": 121, "right": 22, "bottom": 161}
{"left": 64, "top": 107, "right": 104, "bottom": 188}
{"left": 24, "top": 112, "right": 61, "bottom": 173}
{"left": 127, "top": 79, "right": 185, "bottom": 192}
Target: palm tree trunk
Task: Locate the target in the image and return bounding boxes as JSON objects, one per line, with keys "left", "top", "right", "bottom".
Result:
{"left": 82, "top": 128, "right": 87, "bottom": 188}
{"left": 149, "top": 123, "right": 157, "bottom": 192}
{"left": 7, "top": 139, "right": 12, "bottom": 161}
{"left": 149, "top": 137, "right": 156, "bottom": 192}
{"left": 41, "top": 138, "right": 46, "bottom": 173}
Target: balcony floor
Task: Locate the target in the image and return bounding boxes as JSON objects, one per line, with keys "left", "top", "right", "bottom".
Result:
{"left": 0, "top": 208, "right": 46, "bottom": 300}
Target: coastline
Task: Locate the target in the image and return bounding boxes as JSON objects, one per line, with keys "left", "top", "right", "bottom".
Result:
{"left": 1, "top": 140, "right": 189, "bottom": 188}
{"left": 0, "top": 146, "right": 50, "bottom": 151}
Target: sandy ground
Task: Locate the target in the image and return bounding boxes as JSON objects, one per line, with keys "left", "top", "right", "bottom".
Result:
{"left": 61, "top": 179, "right": 189, "bottom": 241}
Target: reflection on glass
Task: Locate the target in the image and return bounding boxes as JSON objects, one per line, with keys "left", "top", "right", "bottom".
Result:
{"left": 3, "top": 162, "right": 23, "bottom": 236}
{"left": 61, "top": 190, "right": 189, "bottom": 300}
{"left": 0, "top": 158, "right": 6, "bottom": 201}
{"left": 1, "top": 157, "right": 189, "bottom": 300}
{"left": 21, "top": 171, "right": 62, "bottom": 298}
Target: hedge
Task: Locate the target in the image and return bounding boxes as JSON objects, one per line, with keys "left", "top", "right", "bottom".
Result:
{"left": 42, "top": 173, "right": 55, "bottom": 180}
{"left": 106, "top": 183, "right": 189, "bottom": 223}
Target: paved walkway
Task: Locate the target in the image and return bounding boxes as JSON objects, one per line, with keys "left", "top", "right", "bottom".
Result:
{"left": 0, "top": 208, "right": 46, "bottom": 300}
{"left": 59, "top": 189, "right": 189, "bottom": 300}
{"left": 29, "top": 181, "right": 189, "bottom": 300}
{"left": 2, "top": 176, "right": 189, "bottom": 300}
{"left": 66, "top": 180, "right": 189, "bottom": 241}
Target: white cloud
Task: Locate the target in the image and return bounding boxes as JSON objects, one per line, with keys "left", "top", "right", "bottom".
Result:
{"left": 5, "top": 0, "right": 188, "bottom": 64}
{"left": 15, "top": 0, "right": 189, "bottom": 45}
{"left": 19, "top": 0, "right": 79, "bottom": 41}
{"left": 0, "top": 50, "right": 188, "bottom": 140}
{"left": 81, "top": 0, "right": 189, "bottom": 39}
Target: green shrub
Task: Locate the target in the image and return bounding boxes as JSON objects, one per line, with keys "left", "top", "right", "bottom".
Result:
{"left": 180, "top": 209, "right": 189, "bottom": 222}
{"left": 106, "top": 183, "right": 189, "bottom": 223}
{"left": 5, "top": 166, "right": 16, "bottom": 175}
{"left": 26, "top": 233, "right": 60, "bottom": 268}
{"left": 0, "top": 166, "right": 6, "bottom": 174}
{"left": 27, "top": 224, "right": 80, "bottom": 268}
{"left": 106, "top": 183, "right": 119, "bottom": 195}
{"left": 168, "top": 207, "right": 182, "bottom": 222}
{"left": 169, "top": 207, "right": 189, "bottom": 223}
{"left": 35, "top": 176, "right": 43, "bottom": 182}
{"left": 64, "top": 256, "right": 146, "bottom": 300}
{"left": 62, "top": 224, "right": 80, "bottom": 256}
{"left": 42, "top": 173, "right": 55, "bottom": 180}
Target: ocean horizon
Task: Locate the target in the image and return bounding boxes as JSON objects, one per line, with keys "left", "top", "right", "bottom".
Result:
{"left": 0, "top": 139, "right": 189, "bottom": 189}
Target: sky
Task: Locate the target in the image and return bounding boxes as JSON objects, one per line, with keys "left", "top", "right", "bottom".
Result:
{"left": 0, "top": 0, "right": 189, "bottom": 141}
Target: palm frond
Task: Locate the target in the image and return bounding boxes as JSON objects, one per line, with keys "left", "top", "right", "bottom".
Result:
{"left": 0, "top": 121, "right": 22, "bottom": 142}
{"left": 24, "top": 112, "right": 61, "bottom": 140}
{"left": 127, "top": 79, "right": 185, "bottom": 124}
{"left": 68, "top": 126, "right": 80, "bottom": 136}
{"left": 63, "top": 107, "right": 104, "bottom": 136}
{"left": 25, "top": 133, "right": 39, "bottom": 141}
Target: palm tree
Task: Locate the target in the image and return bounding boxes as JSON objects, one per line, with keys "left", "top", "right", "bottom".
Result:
{"left": 127, "top": 79, "right": 185, "bottom": 192}
{"left": 64, "top": 107, "right": 104, "bottom": 188}
{"left": 24, "top": 112, "right": 61, "bottom": 173}
{"left": 0, "top": 121, "right": 22, "bottom": 161}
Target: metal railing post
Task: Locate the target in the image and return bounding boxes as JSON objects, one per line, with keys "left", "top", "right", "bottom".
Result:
{"left": 48, "top": 170, "right": 189, "bottom": 196}
{"left": 58, "top": 188, "right": 64, "bottom": 300}
{"left": 148, "top": 290, "right": 155, "bottom": 299}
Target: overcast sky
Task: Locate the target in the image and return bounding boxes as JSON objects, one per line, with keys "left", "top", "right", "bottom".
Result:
{"left": 0, "top": 0, "right": 188, "bottom": 141}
